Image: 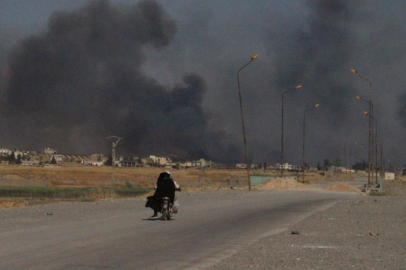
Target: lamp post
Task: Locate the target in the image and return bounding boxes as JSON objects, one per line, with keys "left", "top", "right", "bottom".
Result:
{"left": 281, "top": 85, "right": 302, "bottom": 177}
{"left": 237, "top": 54, "right": 258, "bottom": 191}
{"left": 380, "top": 145, "right": 384, "bottom": 178}
{"left": 351, "top": 69, "right": 373, "bottom": 187}
{"left": 356, "top": 95, "right": 373, "bottom": 186}
{"left": 302, "top": 104, "right": 320, "bottom": 183}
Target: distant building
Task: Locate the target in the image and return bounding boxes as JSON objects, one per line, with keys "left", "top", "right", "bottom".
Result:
{"left": 122, "top": 161, "right": 138, "bottom": 167}
{"left": 236, "top": 163, "right": 247, "bottom": 169}
{"left": 146, "top": 155, "right": 167, "bottom": 166}
{"left": 44, "top": 148, "right": 57, "bottom": 154}
{"left": 83, "top": 160, "right": 104, "bottom": 166}
{"left": 21, "top": 160, "right": 40, "bottom": 166}
{"left": 275, "top": 163, "right": 293, "bottom": 170}
{"left": 192, "top": 159, "right": 210, "bottom": 168}
{"left": 0, "top": 149, "right": 10, "bottom": 154}
{"left": 51, "top": 155, "right": 65, "bottom": 162}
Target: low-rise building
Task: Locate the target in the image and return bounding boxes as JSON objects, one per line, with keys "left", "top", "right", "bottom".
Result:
{"left": 51, "top": 155, "right": 65, "bottom": 162}
{"left": 21, "top": 160, "right": 40, "bottom": 166}
{"left": 146, "top": 155, "right": 167, "bottom": 166}
{"left": 0, "top": 149, "right": 10, "bottom": 154}
{"left": 236, "top": 163, "right": 247, "bottom": 169}
{"left": 83, "top": 160, "right": 104, "bottom": 166}
{"left": 44, "top": 148, "right": 57, "bottom": 154}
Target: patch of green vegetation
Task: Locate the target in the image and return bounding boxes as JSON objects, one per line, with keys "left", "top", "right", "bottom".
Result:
{"left": 0, "top": 186, "right": 152, "bottom": 200}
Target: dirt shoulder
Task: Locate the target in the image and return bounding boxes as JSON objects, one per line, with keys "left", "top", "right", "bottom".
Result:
{"left": 211, "top": 195, "right": 406, "bottom": 269}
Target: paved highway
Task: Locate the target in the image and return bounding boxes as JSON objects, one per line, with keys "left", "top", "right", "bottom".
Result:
{"left": 0, "top": 190, "right": 358, "bottom": 269}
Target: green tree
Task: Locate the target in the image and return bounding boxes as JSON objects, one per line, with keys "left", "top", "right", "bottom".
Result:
{"left": 105, "top": 153, "right": 113, "bottom": 166}
{"left": 8, "top": 151, "right": 16, "bottom": 164}
{"left": 317, "top": 162, "right": 321, "bottom": 171}
{"left": 332, "top": 157, "right": 342, "bottom": 167}
{"left": 323, "top": 159, "right": 331, "bottom": 170}
{"left": 50, "top": 156, "right": 57, "bottom": 164}
{"left": 16, "top": 154, "right": 22, "bottom": 164}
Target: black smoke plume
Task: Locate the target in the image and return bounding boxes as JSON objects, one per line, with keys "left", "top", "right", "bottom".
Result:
{"left": 1, "top": 0, "right": 239, "bottom": 161}
{"left": 272, "top": 0, "right": 355, "bottom": 124}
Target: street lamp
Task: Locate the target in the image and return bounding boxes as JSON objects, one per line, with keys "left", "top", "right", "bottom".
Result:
{"left": 351, "top": 69, "right": 373, "bottom": 187}
{"left": 302, "top": 103, "right": 320, "bottom": 183}
{"left": 356, "top": 95, "right": 374, "bottom": 186}
{"left": 281, "top": 84, "right": 302, "bottom": 177}
{"left": 237, "top": 54, "right": 258, "bottom": 191}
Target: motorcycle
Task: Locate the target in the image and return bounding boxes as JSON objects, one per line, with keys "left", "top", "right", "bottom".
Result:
{"left": 160, "top": 197, "right": 173, "bottom": 220}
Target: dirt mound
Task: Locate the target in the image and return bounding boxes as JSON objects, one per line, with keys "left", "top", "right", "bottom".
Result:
{"left": 254, "top": 177, "right": 317, "bottom": 190}
{"left": 324, "top": 183, "right": 362, "bottom": 194}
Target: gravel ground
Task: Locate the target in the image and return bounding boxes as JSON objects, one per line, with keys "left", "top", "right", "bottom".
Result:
{"left": 1, "top": 190, "right": 405, "bottom": 269}
{"left": 210, "top": 195, "right": 406, "bottom": 270}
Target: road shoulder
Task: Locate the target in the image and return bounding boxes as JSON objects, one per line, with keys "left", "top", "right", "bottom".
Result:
{"left": 210, "top": 195, "right": 406, "bottom": 269}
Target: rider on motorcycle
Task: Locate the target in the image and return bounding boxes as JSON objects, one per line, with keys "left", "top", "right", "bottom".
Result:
{"left": 146, "top": 171, "right": 181, "bottom": 218}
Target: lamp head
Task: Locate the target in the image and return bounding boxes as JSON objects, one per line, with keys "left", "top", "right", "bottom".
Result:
{"left": 315, "top": 104, "right": 320, "bottom": 108}
{"left": 251, "top": 55, "right": 258, "bottom": 61}
{"left": 351, "top": 69, "right": 357, "bottom": 74}
{"left": 296, "top": 85, "right": 302, "bottom": 89}
{"left": 363, "top": 111, "right": 368, "bottom": 115}
{"left": 356, "top": 96, "right": 361, "bottom": 100}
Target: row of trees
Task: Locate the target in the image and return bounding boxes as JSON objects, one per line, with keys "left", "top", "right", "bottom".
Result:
{"left": 0, "top": 151, "right": 24, "bottom": 164}
{"left": 0, "top": 151, "right": 59, "bottom": 165}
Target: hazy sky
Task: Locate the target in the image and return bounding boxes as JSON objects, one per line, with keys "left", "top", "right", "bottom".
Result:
{"left": 0, "top": 0, "right": 405, "bottom": 168}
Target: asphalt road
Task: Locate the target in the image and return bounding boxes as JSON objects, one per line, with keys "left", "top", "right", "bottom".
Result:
{"left": 0, "top": 190, "right": 358, "bottom": 269}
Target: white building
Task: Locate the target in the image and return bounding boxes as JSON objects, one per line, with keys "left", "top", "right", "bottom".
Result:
{"left": 275, "top": 163, "right": 293, "bottom": 170}
{"left": 146, "top": 156, "right": 167, "bottom": 166}
{"left": 51, "top": 155, "right": 65, "bottom": 162}
{"left": 0, "top": 149, "right": 10, "bottom": 154}
{"left": 44, "top": 148, "right": 57, "bottom": 154}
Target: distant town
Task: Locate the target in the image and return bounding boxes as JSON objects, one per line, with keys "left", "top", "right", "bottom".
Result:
{"left": 0, "top": 146, "right": 375, "bottom": 174}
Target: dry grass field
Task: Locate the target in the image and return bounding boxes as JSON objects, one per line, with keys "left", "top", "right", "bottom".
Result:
{"left": 3, "top": 164, "right": 402, "bottom": 208}
{"left": 0, "top": 165, "right": 264, "bottom": 207}
{"left": 0, "top": 164, "right": 255, "bottom": 190}
{"left": 0, "top": 164, "right": 358, "bottom": 190}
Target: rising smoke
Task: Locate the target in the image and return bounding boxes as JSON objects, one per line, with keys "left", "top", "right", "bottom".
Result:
{"left": 1, "top": 0, "right": 240, "bottom": 161}
{"left": 272, "top": 0, "right": 355, "bottom": 124}
{"left": 1, "top": 0, "right": 405, "bottom": 166}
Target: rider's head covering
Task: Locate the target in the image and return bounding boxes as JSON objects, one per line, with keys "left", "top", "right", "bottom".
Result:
{"left": 165, "top": 171, "right": 171, "bottom": 175}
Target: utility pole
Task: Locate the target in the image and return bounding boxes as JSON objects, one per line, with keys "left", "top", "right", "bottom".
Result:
{"left": 106, "top": 136, "right": 123, "bottom": 194}
{"left": 344, "top": 144, "right": 347, "bottom": 177}
{"left": 167, "top": 154, "right": 177, "bottom": 174}
{"left": 349, "top": 145, "right": 352, "bottom": 176}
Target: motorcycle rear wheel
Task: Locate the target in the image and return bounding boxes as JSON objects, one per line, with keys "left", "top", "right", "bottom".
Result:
{"left": 162, "top": 210, "right": 167, "bottom": 220}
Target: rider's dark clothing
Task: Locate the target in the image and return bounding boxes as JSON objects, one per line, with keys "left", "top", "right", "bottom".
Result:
{"left": 146, "top": 173, "right": 176, "bottom": 215}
